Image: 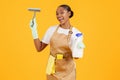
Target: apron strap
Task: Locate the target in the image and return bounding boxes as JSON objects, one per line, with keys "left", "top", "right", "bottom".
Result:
{"left": 55, "top": 26, "right": 59, "bottom": 33}
{"left": 50, "top": 26, "right": 59, "bottom": 39}
{"left": 67, "top": 26, "right": 73, "bottom": 42}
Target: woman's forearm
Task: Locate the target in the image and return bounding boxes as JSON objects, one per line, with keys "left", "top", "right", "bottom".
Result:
{"left": 33, "top": 38, "right": 48, "bottom": 52}
{"left": 34, "top": 38, "right": 41, "bottom": 52}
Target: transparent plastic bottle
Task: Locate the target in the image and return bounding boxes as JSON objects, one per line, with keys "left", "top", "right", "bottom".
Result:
{"left": 71, "top": 33, "right": 85, "bottom": 58}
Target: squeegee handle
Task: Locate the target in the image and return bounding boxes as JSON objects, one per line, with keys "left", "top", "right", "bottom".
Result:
{"left": 31, "top": 11, "right": 36, "bottom": 27}
{"left": 33, "top": 11, "right": 36, "bottom": 19}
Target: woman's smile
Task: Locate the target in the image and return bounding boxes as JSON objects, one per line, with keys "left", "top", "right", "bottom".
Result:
{"left": 57, "top": 17, "right": 64, "bottom": 22}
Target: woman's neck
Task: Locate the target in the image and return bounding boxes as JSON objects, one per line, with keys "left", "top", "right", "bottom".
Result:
{"left": 60, "top": 21, "right": 71, "bottom": 29}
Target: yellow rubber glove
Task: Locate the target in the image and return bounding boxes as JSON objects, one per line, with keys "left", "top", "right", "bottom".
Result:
{"left": 46, "top": 55, "right": 55, "bottom": 75}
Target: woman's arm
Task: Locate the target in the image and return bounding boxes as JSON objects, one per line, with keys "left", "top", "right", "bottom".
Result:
{"left": 34, "top": 38, "right": 48, "bottom": 52}
{"left": 29, "top": 18, "right": 48, "bottom": 51}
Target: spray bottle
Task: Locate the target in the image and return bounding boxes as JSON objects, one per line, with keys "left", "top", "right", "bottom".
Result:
{"left": 71, "top": 33, "right": 85, "bottom": 58}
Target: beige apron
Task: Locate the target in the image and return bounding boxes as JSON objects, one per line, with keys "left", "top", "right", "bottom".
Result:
{"left": 47, "top": 26, "right": 76, "bottom": 80}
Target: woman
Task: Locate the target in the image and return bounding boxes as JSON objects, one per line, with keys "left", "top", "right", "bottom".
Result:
{"left": 29, "top": 4, "right": 85, "bottom": 80}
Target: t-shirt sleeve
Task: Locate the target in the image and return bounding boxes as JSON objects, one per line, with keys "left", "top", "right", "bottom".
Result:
{"left": 42, "top": 26, "right": 56, "bottom": 44}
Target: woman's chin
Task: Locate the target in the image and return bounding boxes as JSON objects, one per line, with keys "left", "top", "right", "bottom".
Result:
{"left": 59, "top": 22, "right": 65, "bottom": 25}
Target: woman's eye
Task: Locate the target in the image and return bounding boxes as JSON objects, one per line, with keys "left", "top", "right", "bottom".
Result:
{"left": 60, "top": 12, "right": 64, "bottom": 14}
{"left": 56, "top": 12, "right": 64, "bottom": 15}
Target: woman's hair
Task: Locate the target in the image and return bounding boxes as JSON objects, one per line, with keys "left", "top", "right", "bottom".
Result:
{"left": 59, "top": 4, "right": 74, "bottom": 18}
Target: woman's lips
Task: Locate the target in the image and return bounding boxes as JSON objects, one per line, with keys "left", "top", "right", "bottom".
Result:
{"left": 58, "top": 17, "right": 64, "bottom": 22}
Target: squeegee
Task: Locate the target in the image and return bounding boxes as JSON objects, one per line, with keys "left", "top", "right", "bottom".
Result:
{"left": 28, "top": 8, "right": 40, "bottom": 27}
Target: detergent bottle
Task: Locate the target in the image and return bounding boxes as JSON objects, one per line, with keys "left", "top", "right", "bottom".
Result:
{"left": 71, "top": 33, "right": 85, "bottom": 58}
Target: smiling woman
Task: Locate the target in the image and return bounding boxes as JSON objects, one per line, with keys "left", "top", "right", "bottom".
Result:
{"left": 29, "top": 4, "right": 85, "bottom": 80}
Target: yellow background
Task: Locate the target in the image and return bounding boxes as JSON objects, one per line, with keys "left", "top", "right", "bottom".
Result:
{"left": 0, "top": 0, "right": 120, "bottom": 80}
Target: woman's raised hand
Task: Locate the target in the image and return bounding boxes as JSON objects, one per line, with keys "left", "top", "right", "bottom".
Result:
{"left": 29, "top": 18, "right": 38, "bottom": 39}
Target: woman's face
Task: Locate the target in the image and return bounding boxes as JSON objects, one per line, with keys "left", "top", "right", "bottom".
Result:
{"left": 56, "top": 7, "right": 71, "bottom": 25}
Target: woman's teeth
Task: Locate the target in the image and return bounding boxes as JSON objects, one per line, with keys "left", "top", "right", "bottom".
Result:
{"left": 58, "top": 18, "right": 64, "bottom": 21}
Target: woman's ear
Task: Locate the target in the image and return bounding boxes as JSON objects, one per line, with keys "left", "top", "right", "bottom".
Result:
{"left": 68, "top": 11, "right": 71, "bottom": 18}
